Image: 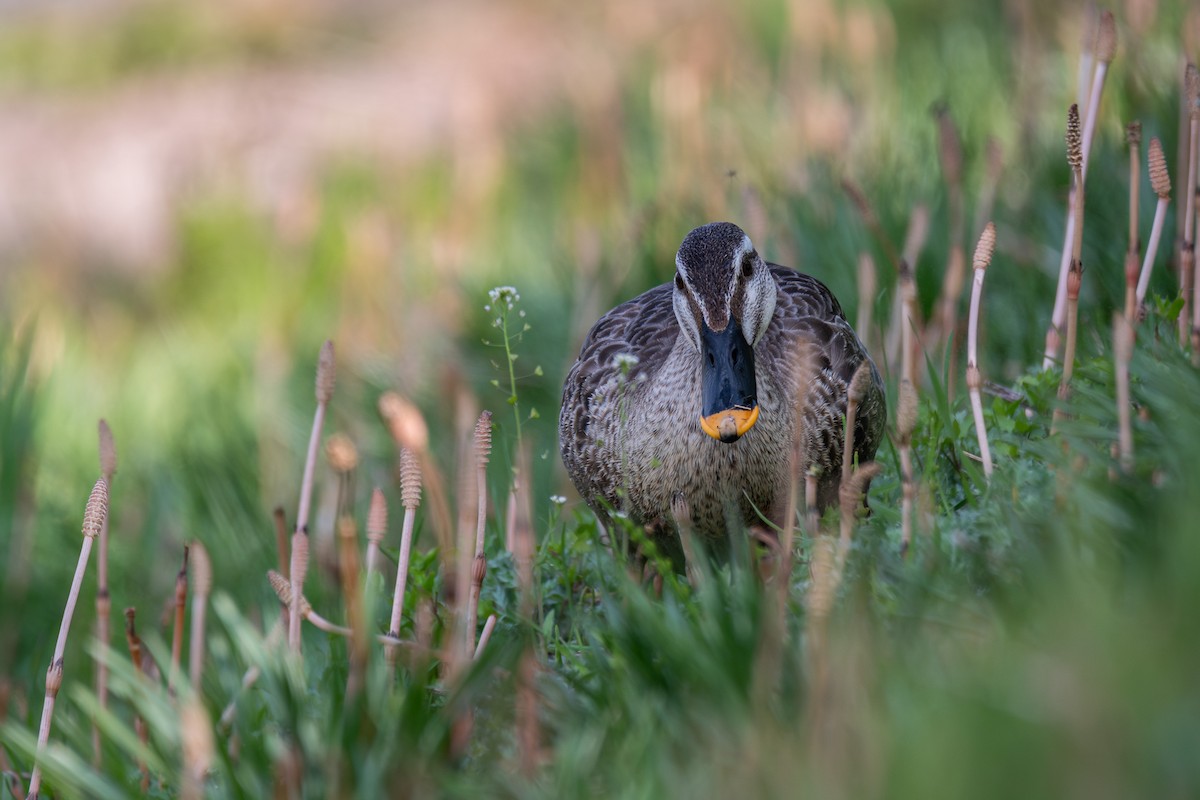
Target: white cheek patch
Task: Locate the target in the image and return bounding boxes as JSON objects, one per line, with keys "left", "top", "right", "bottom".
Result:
{"left": 673, "top": 288, "right": 702, "bottom": 351}
{"left": 740, "top": 270, "right": 776, "bottom": 346}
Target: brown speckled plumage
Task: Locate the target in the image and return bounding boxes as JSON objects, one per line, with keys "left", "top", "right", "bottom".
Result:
{"left": 560, "top": 222, "right": 885, "bottom": 559}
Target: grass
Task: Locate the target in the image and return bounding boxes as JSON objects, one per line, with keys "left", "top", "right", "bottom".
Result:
{"left": 3, "top": 0, "right": 1200, "bottom": 797}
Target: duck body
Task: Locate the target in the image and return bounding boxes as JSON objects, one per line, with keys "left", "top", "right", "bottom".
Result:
{"left": 559, "top": 223, "right": 885, "bottom": 555}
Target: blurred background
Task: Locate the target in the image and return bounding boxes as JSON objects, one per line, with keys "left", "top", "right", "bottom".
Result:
{"left": 2, "top": 0, "right": 1199, "bottom": 773}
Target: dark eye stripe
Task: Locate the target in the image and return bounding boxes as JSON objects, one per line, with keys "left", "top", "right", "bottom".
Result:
{"left": 741, "top": 252, "right": 755, "bottom": 278}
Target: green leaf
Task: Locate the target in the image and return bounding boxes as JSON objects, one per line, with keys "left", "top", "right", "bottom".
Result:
{"left": 1163, "top": 295, "right": 1186, "bottom": 322}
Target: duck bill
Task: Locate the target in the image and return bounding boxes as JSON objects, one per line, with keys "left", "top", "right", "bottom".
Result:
{"left": 698, "top": 321, "right": 760, "bottom": 443}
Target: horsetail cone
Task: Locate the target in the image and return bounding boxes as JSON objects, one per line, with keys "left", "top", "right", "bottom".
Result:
{"left": 474, "top": 410, "right": 493, "bottom": 464}
{"left": 973, "top": 222, "right": 996, "bottom": 272}
{"left": 83, "top": 478, "right": 110, "bottom": 539}
{"left": 1066, "top": 104, "right": 1083, "bottom": 172}
{"left": 400, "top": 447, "right": 422, "bottom": 509}
{"left": 367, "top": 488, "right": 388, "bottom": 538}
{"left": 269, "top": 570, "right": 313, "bottom": 618}
{"left": 1148, "top": 138, "right": 1171, "bottom": 198}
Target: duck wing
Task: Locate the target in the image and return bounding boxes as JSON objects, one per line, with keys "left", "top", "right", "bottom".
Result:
{"left": 559, "top": 283, "right": 679, "bottom": 505}
{"left": 764, "top": 265, "right": 886, "bottom": 473}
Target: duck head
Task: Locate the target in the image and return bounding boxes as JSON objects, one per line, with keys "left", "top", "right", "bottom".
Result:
{"left": 672, "top": 222, "right": 777, "bottom": 443}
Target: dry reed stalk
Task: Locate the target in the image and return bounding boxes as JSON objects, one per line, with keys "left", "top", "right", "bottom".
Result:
{"left": 447, "top": 412, "right": 489, "bottom": 761}
{"left": 803, "top": 527, "right": 837, "bottom": 741}
{"left": 885, "top": 208, "right": 930, "bottom": 373}
{"left": 1124, "top": 250, "right": 1141, "bottom": 323}
{"left": 837, "top": 463, "right": 882, "bottom": 561}
{"left": 167, "top": 547, "right": 189, "bottom": 700}
{"left": 27, "top": 478, "right": 108, "bottom": 798}
{"left": 756, "top": 345, "right": 814, "bottom": 703}
{"left": 1053, "top": 263, "right": 1083, "bottom": 434}
{"left": 1125, "top": 122, "right": 1143, "bottom": 321}
{"left": 180, "top": 697, "right": 213, "bottom": 800}
{"left": 336, "top": 517, "right": 368, "bottom": 698}
{"left": 272, "top": 507, "right": 288, "bottom": 574}
{"left": 414, "top": 597, "right": 435, "bottom": 658}
{"left": 1194, "top": 232, "right": 1200, "bottom": 365}
{"left": 1136, "top": 138, "right": 1172, "bottom": 308}
{"left": 510, "top": 449, "right": 539, "bottom": 778}
{"left": 1177, "top": 56, "right": 1192, "bottom": 249}
{"left": 1082, "top": 11, "right": 1116, "bottom": 174}
{"left": 897, "top": 381, "right": 918, "bottom": 554}
{"left": 808, "top": 462, "right": 882, "bottom": 743}
{"left": 290, "top": 339, "right": 335, "bottom": 654}
{"left": 387, "top": 447, "right": 422, "bottom": 672}
{"left": 901, "top": 205, "right": 931, "bottom": 276}
{"left": 287, "top": 530, "right": 309, "bottom": 646}
{"left": 1128, "top": 122, "right": 1142, "bottom": 249}
{"left": 271, "top": 506, "right": 290, "bottom": 617}
{"left": 325, "top": 433, "right": 358, "bottom": 520}
{"left": 1114, "top": 313, "right": 1135, "bottom": 473}
{"left": 268, "top": 570, "right": 350, "bottom": 637}
{"left": 467, "top": 411, "right": 493, "bottom": 652}
{"left": 1053, "top": 105, "right": 1086, "bottom": 435}
{"left": 473, "top": 615, "right": 498, "bottom": 660}
{"left": 805, "top": 533, "right": 837, "bottom": 629}
{"left": 1075, "top": 3, "right": 1099, "bottom": 116}
{"left": 856, "top": 252, "right": 877, "bottom": 351}
{"left": 188, "top": 542, "right": 212, "bottom": 694}
{"left": 1185, "top": 238, "right": 1197, "bottom": 350}
{"left": 899, "top": 259, "right": 920, "bottom": 389}
{"left": 967, "top": 223, "right": 997, "bottom": 478}
{"left": 805, "top": 469, "right": 819, "bottom": 537}
{"left": 841, "top": 362, "right": 873, "bottom": 491}
{"left": 123, "top": 608, "right": 150, "bottom": 792}
{"left": 933, "top": 106, "right": 966, "bottom": 369}
{"left": 365, "top": 488, "right": 387, "bottom": 579}
{"left": 270, "top": 508, "right": 292, "bottom": 653}
{"left": 379, "top": 392, "right": 453, "bottom": 569}
{"left": 92, "top": 419, "right": 116, "bottom": 767}
{"left": 1045, "top": 10, "right": 1113, "bottom": 369}
{"left": 1184, "top": 65, "right": 1200, "bottom": 353}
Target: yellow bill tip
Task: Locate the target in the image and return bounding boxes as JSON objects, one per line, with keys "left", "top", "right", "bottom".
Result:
{"left": 700, "top": 406, "right": 760, "bottom": 443}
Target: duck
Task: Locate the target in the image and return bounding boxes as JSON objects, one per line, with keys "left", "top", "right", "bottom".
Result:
{"left": 559, "top": 221, "right": 885, "bottom": 561}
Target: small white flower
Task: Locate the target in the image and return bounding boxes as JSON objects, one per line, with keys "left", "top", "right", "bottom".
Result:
{"left": 613, "top": 352, "right": 639, "bottom": 371}
{"left": 550, "top": 494, "right": 567, "bottom": 506}
{"left": 489, "top": 285, "right": 519, "bottom": 305}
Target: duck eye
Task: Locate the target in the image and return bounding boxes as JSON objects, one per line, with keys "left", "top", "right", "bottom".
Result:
{"left": 741, "top": 254, "right": 755, "bottom": 278}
